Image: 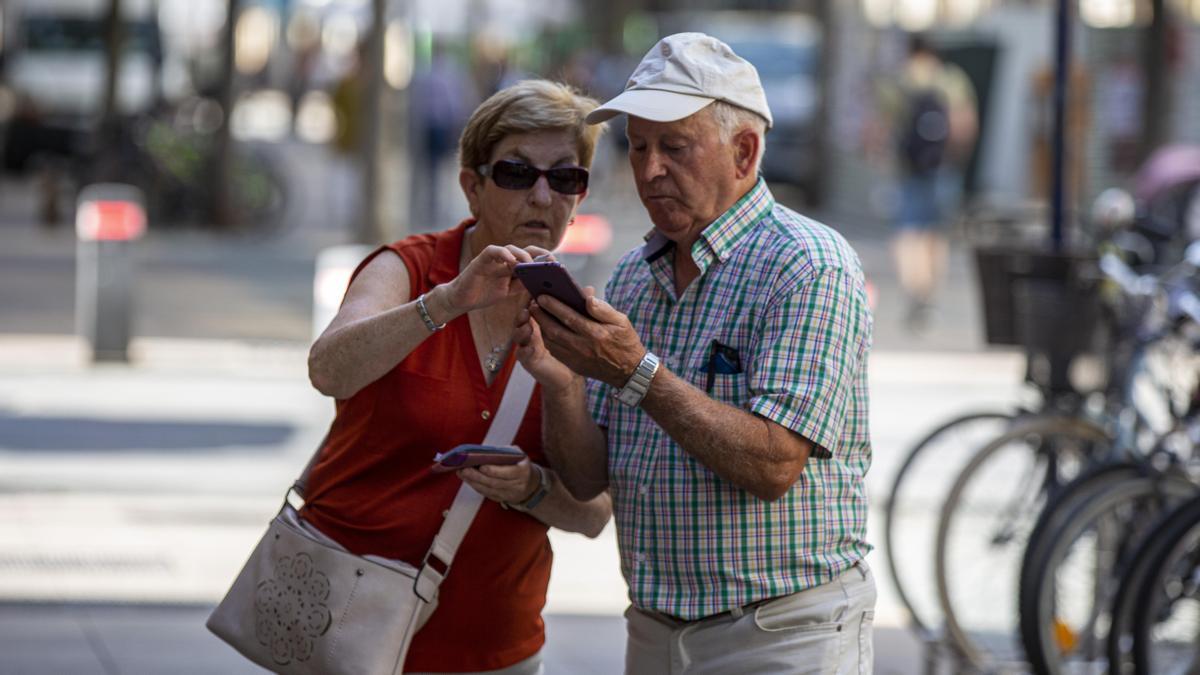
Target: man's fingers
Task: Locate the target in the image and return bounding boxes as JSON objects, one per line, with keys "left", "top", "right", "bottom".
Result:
{"left": 537, "top": 295, "right": 590, "bottom": 333}
{"left": 585, "top": 295, "right": 625, "bottom": 324}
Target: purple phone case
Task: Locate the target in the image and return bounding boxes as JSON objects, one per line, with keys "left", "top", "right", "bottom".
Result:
{"left": 514, "top": 262, "right": 589, "bottom": 316}
{"left": 431, "top": 444, "right": 526, "bottom": 473}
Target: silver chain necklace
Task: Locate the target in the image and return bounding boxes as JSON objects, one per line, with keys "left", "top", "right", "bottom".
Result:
{"left": 477, "top": 307, "right": 510, "bottom": 374}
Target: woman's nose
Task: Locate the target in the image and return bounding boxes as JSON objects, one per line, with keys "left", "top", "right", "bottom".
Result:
{"left": 528, "top": 175, "right": 553, "bottom": 206}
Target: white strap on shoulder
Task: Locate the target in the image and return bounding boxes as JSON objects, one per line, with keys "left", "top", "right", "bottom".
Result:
{"left": 418, "top": 364, "right": 536, "bottom": 590}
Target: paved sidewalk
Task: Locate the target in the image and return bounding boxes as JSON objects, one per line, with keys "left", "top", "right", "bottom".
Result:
{"left": 0, "top": 602, "right": 927, "bottom": 675}
{"left": 0, "top": 335, "right": 1026, "bottom": 673}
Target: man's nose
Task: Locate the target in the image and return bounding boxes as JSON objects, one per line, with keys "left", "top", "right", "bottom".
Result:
{"left": 639, "top": 149, "right": 667, "bottom": 183}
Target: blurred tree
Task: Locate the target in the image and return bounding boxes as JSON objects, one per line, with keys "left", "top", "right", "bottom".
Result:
{"left": 360, "top": 0, "right": 386, "bottom": 244}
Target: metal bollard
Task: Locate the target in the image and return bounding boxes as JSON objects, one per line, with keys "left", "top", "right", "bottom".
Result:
{"left": 313, "top": 245, "right": 372, "bottom": 341}
{"left": 75, "top": 184, "right": 147, "bottom": 363}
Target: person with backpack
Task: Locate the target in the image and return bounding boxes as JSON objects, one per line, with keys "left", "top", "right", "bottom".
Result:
{"left": 877, "top": 35, "right": 978, "bottom": 331}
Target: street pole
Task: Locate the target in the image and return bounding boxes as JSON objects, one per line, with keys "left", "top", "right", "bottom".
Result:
{"left": 812, "top": 0, "right": 834, "bottom": 208}
{"left": 1141, "top": 0, "right": 1169, "bottom": 162}
{"left": 1049, "top": 0, "right": 1070, "bottom": 252}
{"left": 359, "top": 0, "right": 387, "bottom": 244}
{"left": 212, "top": 0, "right": 240, "bottom": 229}
{"left": 100, "top": 0, "right": 123, "bottom": 175}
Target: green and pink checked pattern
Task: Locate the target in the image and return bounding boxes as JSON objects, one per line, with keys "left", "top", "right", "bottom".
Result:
{"left": 586, "top": 179, "right": 873, "bottom": 620}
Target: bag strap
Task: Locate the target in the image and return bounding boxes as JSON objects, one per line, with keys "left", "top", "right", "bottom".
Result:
{"left": 414, "top": 363, "right": 535, "bottom": 601}
{"left": 286, "top": 361, "right": 537, "bottom": 601}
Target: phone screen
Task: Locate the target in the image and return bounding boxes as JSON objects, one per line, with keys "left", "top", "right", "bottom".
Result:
{"left": 513, "top": 262, "right": 589, "bottom": 316}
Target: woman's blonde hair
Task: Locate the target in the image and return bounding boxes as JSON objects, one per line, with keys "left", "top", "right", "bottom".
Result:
{"left": 459, "top": 80, "right": 605, "bottom": 171}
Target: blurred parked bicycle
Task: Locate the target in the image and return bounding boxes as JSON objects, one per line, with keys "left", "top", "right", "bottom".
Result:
{"left": 883, "top": 151, "right": 1200, "bottom": 673}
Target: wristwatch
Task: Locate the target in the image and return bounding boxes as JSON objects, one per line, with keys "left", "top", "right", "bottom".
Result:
{"left": 614, "top": 351, "right": 661, "bottom": 407}
{"left": 509, "top": 463, "right": 551, "bottom": 512}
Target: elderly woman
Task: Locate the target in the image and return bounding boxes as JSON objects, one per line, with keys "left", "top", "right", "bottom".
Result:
{"left": 304, "top": 80, "right": 612, "bottom": 675}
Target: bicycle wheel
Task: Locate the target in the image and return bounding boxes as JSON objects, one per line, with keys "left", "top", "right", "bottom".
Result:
{"left": 1108, "top": 493, "right": 1200, "bottom": 674}
{"left": 1132, "top": 496, "right": 1200, "bottom": 674}
{"left": 1017, "top": 462, "right": 1150, "bottom": 673}
{"left": 882, "top": 411, "right": 1014, "bottom": 636}
{"left": 1021, "top": 467, "right": 1196, "bottom": 675}
{"left": 934, "top": 416, "right": 1110, "bottom": 669}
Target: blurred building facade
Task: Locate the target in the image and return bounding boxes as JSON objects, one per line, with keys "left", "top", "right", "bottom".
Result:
{"left": 2, "top": 0, "right": 1198, "bottom": 240}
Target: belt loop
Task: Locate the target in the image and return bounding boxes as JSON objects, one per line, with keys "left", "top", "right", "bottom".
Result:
{"left": 729, "top": 605, "right": 745, "bottom": 619}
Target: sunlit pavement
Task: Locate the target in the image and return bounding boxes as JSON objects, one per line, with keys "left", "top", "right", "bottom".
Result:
{"left": 0, "top": 335, "right": 1024, "bottom": 673}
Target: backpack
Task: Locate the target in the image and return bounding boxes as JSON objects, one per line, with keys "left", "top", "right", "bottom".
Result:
{"left": 898, "top": 88, "right": 950, "bottom": 176}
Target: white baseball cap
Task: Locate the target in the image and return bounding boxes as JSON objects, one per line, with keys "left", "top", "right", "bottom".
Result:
{"left": 586, "top": 32, "right": 773, "bottom": 130}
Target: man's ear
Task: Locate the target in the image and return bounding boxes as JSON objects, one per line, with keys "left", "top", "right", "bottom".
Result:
{"left": 732, "top": 128, "right": 760, "bottom": 180}
{"left": 459, "top": 167, "right": 483, "bottom": 218}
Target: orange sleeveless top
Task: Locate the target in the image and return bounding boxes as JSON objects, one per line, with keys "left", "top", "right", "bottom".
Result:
{"left": 302, "top": 221, "right": 550, "bottom": 673}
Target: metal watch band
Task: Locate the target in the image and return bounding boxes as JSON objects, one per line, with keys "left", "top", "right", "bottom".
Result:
{"left": 615, "top": 351, "right": 660, "bottom": 407}
{"left": 416, "top": 292, "right": 446, "bottom": 332}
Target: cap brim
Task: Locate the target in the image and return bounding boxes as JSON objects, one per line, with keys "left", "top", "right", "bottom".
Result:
{"left": 585, "top": 89, "right": 715, "bottom": 125}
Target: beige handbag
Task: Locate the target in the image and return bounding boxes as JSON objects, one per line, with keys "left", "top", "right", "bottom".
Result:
{"left": 207, "top": 365, "right": 536, "bottom": 675}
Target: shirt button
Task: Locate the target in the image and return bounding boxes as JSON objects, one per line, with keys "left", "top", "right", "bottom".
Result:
{"left": 636, "top": 552, "right": 647, "bottom": 563}
{"left": 481, "top": 410, "right": 491, "bottom": 420}
{"left": 639, "top": 485, "right": 649, "bottom": 496}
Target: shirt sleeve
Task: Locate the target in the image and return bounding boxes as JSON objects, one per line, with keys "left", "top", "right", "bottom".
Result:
{"left": 747, "top": 266, "right": 870, "bottom": 458}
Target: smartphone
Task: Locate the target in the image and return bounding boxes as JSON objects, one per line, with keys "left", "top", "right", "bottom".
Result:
{"left": 431, "top": 444, "right": 526, "bottom": 473}
{"left": 513, "top": 261, "right": 590, "bottom": 316}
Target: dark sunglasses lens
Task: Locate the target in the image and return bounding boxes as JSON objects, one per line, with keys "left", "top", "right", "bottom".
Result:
{"left": 546, "top": 168, "right": 588, "bottom": 195}
{"left": 491, "top": 161, "right": 539, "bottom": 189}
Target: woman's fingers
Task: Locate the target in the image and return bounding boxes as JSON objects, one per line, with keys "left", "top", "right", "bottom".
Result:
{"left": 505, "top": 245, "right": 535, "bottom": 264}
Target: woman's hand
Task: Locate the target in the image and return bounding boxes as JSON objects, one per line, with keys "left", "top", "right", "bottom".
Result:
{"left": 443, "top": 244, "right": 539, "bottom": 313}
{"left": 458, "top": 458, "right": 540, "bottom": 505}
{"left": 514, "top": 300, "right": 582, "bottom": 394}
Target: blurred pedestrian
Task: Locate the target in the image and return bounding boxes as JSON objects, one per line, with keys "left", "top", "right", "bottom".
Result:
{"left": 410, "top": 42, "right": 474, "bottom": 227}
{"left": 305, "top": 80, "right": 612, "bottom": 674}
{"left": 329, "top": 41, "right": 367, "bottom": 233}
{"left": 515, "top": 33, "right": 875, "bottom": 675}
{"left": 876, "top": 35, "right": 978, "bottom": 331}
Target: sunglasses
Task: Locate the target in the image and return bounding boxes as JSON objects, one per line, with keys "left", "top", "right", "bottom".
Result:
{"left": 478, "top": 160, "right": 589, "bottom": 195}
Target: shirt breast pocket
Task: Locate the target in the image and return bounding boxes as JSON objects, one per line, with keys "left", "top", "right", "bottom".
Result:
{"left": 706, "top": 371, "right": 750, "bottom": 409}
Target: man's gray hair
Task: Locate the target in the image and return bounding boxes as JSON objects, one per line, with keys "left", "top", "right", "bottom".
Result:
{"left": 708, "top": 101, "right": 768, "bottom": 175}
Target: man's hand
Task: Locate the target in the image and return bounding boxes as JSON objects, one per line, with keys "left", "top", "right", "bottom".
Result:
{"left": 458, "top": 459, "right": 539, "bottom": 505}
{"left": 531, "top": 294, "right": 646, "bottom": 388}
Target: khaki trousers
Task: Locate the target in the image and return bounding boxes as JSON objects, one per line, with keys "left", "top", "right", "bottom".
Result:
{"left": 624, "top": 562, "right": 876, "bottom": 675}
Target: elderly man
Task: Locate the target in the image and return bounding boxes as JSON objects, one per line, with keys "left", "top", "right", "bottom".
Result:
{"left": 515, "top": 33, "right": 874, "bottom": 674}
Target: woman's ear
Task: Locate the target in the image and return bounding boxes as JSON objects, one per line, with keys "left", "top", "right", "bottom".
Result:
{"left": 732, "top": 129, "right": 760, "bottom": 180}
{"left": 459, "top": 167, "right": 483, "bottom": 218}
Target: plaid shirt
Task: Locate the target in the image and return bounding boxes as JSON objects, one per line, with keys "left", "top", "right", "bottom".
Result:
{"left": 587, "top": 179, "right": 873, "bottom": 620}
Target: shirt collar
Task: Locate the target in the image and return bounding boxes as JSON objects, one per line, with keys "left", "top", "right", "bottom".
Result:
{"left": 639, "top": 178, "right": 774, "bottom": 267}
{"left": 430, "top": 219, "right": 473, "bottom": 285}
